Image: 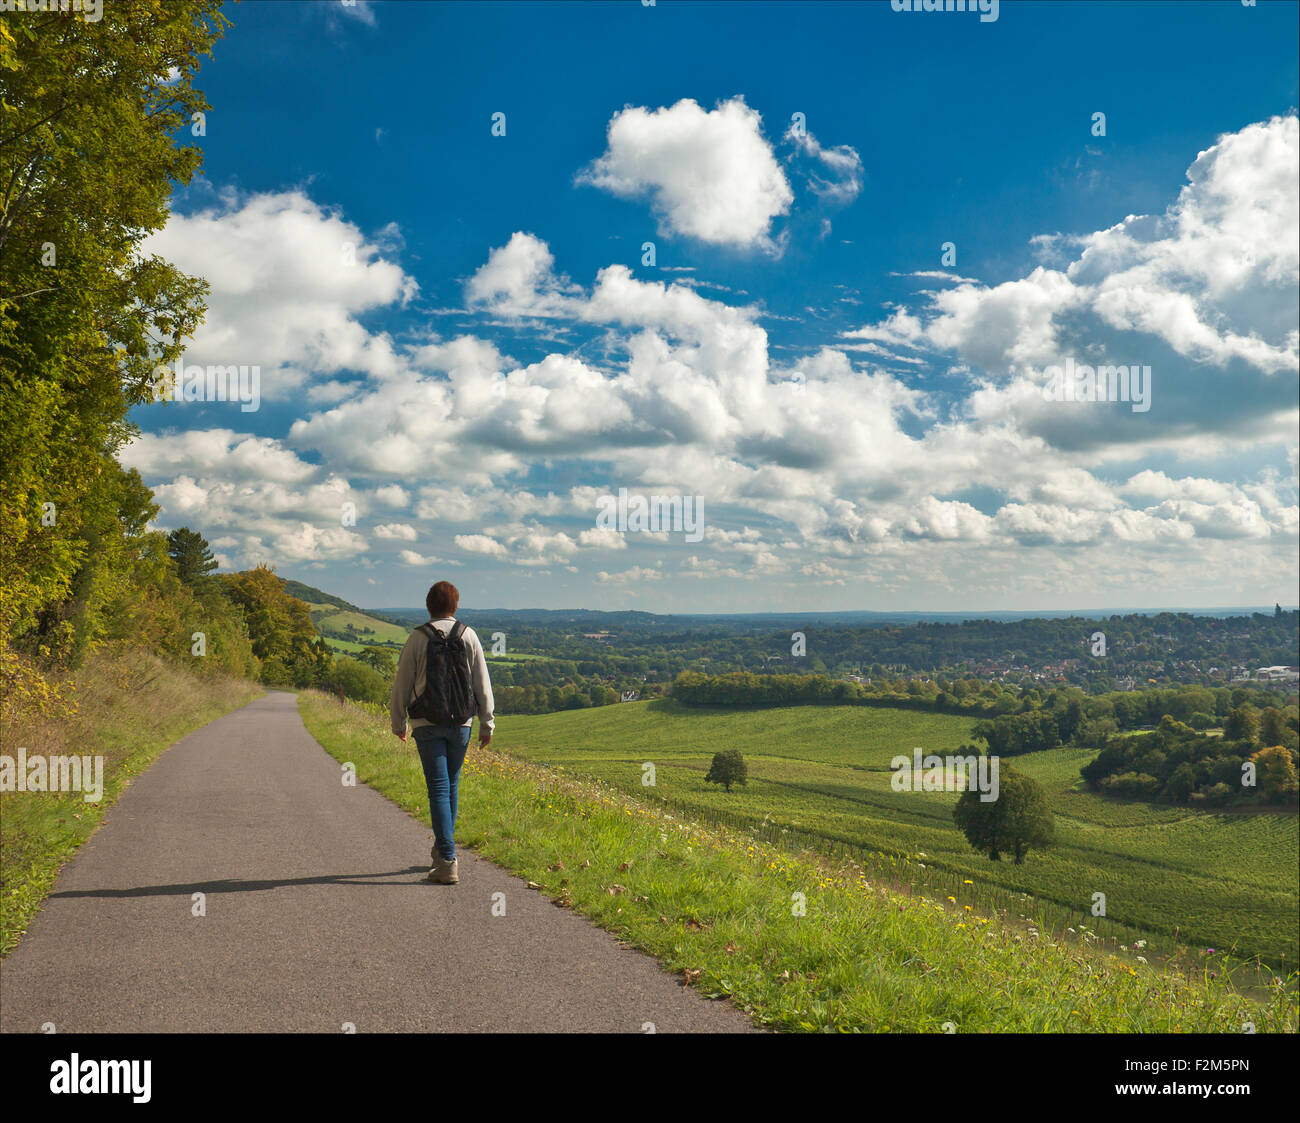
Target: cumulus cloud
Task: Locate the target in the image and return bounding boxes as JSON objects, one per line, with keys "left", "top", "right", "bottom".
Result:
{"left": 577, "top": 97, "right": 793, "bottom": 251}
{"left": 142, "top": 190, "right": 418, "bottom": 399}
{"left": 123, "top": 119, "right": 1298, "bottom": 600}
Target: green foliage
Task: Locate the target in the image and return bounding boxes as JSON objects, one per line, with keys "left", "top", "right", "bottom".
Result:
{"left": 953, "top": 767, "right": 1056, "bottom": 865}
{"left": 356, "top": 645, "right": 395, "bottom": 674}
{"left": 219, "top": 565, "right": 331, "bottom": 688}
{"left": 1082, "top": 709, "right": 1300, "bottom": 807}
{"left": 167, "top": 527, "right": 217, "bottom": 585}
{"left": 1, "top": 0, "right": 227, "bottom": 658}
{"left": 327, "top": 656, "right": 388, "bottom": 707}
{"left": 704, "top": 748, "right": 748, "bottom": 792}
{"left": 1224, "top": 704, "right": 1260, "bottom": 744}
{"left": 1252, "top": 745, "right": 1300, "bottom": 803}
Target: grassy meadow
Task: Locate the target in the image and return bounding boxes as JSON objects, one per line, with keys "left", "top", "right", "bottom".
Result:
{"left": 490, "top": 699, "right": 1299, "bottom": 969}
{"left": 299, "top": 691, "right": 1297, "bottom": 1032}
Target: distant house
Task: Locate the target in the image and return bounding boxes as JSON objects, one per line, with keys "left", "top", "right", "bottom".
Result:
{"left": 1256, "top": 666, "right": 1300, "bottom": 683}
{"left": 620, "top": 690, "right": 640, "bottom": 702}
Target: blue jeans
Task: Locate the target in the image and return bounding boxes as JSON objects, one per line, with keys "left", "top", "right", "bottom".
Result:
{"left": 414, "top": 725, "right": 472, "bottom": 862}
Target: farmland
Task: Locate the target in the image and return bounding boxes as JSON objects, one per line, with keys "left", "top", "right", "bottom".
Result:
{"left": 492, "top": 699, "right": 1300, "bottom": 967}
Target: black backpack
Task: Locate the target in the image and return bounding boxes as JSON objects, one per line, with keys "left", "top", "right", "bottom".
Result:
{"left": 408, "top": 621, "right": 475, "bottom": 726}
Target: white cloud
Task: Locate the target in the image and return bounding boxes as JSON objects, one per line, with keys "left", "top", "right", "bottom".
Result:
{"left": 123, "top": 120, "right": 1299, "bottom": 600}
{"left": 143, "top": 191, "right": 417, "bottom": 399}
{"left": 786, "top": 127, "right": 863, "bottom": 204}
{"left": 397, "top": 549, "right": 439, "bottom": 567}
{"left": 577, "top": 97, "right": 793, "bottom": 251}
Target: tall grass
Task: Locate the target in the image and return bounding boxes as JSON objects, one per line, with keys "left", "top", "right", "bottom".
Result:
{"left": 0, "top": 649, "right": 262, "bottom": 955}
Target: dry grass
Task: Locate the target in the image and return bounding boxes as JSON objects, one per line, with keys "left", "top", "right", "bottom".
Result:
{"left": 1, "top": 648, "right": 262, "bottom": 955}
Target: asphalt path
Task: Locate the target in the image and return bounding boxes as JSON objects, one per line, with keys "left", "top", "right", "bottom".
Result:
{"left": 0, "top": 692, "right": 757, "bottom": 1033}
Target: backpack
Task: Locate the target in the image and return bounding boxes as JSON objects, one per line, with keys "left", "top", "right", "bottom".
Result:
{"left": 408, "top": 621, "right": 475, "bottom": 726}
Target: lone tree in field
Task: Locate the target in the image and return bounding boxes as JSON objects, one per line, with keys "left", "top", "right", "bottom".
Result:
{"left": 953, "top": 767, "right": 1055, "bottom": 865}
{"left": 704, "top": 749, "right": 748, "bottom": 792}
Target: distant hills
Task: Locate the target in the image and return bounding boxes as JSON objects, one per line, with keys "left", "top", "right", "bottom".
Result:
{"left": 279, "top": 578, "right": 411, "bottom": 654}
{"left": 372, "top": 604, "right": 1297, "bottom": 631}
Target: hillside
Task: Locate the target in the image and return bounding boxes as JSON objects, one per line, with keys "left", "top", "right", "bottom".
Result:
{"left": 278, "top": 578, "right": 412, "bottom": 653}
{"left": 492, "top": 699, "right": 1300, "bottom": 966}
{"left": 301, "top": 691, "right": 1298, "bottom": 1033}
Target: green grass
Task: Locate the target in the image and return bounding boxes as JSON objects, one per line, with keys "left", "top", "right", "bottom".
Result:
{"left": 0, "top": 651, "right": 262, "bottom": 956}
{"left": 309, "top": 607, "right": 410, "bottom": 645}
{"left": 488, "top": 700, "right": 1299, "bottom": 968}
{"left": 298, "top": 691, "right": 1298, "bottom": 1033}
{"left": 322, "top": 635, "right": 401, "bottom": 655}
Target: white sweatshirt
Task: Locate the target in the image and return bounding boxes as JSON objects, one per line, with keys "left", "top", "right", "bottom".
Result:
{"left": 389, "top": 616, "right": 495, "bottom": 737}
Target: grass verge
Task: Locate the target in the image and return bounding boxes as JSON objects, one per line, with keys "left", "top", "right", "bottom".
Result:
{"left": 1, "top": 649, "right": 262, "bottom": 956}
{"left": 298, "top": 691, "right": 1297, "bottom": 1033}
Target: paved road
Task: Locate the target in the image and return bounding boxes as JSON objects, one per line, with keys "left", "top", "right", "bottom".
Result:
{"left": 0, "top": 692, "right": 756, "bottom": 1033}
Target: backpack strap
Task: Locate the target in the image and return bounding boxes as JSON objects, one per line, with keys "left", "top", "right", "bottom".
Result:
{"left": 450, "top": 620, "right": 468, "bottom": 641}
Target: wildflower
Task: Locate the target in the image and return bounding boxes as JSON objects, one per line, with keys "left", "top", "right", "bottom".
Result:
{"left": 962, "top": 879, "right": 973, "bottom": 885}
{"left": 1136, "top": 956, "right": 1148, "bottom": 964}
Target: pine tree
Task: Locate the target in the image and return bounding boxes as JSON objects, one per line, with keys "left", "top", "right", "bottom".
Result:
{"left": 167, "top": 527, "right": 218, "bottom": 585}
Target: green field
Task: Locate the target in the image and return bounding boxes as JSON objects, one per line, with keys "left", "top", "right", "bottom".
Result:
{"left": 307, "top": 606, "right": 410, "bottom": 646}
{"left": 493, "top": 699, "right": 1300, "bottom": 967}
{"left": 301, "top": 692, "right": 1296, "bottom": 1032}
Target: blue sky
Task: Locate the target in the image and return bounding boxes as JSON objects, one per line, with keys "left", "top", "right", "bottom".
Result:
{"left": 123, "top": 0, "right": 1300, "bottom": 612}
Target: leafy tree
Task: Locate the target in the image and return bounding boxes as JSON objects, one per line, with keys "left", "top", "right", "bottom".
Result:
{"left": 1224, "top": 705, "right": 1260, "bottom": 744}
{"left": 1160, "top": 762, "right": 1198, "bottom": 805}
{"left": 219, "top": 565, "right": 327, "bottom": 686}
{"left": 356, "top": 646, "right": 395, "bottom": 674}
{"left": 167, "top": 527, "right": 218, "bottom": 585}
{"left": 1, "top": 0, "right": 226, "bottom": 659}
{"left": 704, "top": 749, "right": 748, "bottom": 792}
{"left": 1251, "top": 746, "right": 1299, "bottom": 802}
{"left": 330, "top": 656, "right": 387, "bottom": 706}
{"left": 953, "top": 768, "right": 1055, "bottom": 865}
{"left": 1259, "top": 707, "right": 1290, "bottom": 748}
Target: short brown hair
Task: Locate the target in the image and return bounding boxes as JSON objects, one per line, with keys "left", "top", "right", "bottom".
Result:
{"left": 426, "top": 581, "right": 460, "bottom": 618}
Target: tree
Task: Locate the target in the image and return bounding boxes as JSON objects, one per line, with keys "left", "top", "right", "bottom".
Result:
{"left": 1160, "top": 762, "right": 1198, "bottom": 805}
{"left": 953, "top": 767, "right": 1055, "bottom": 865}
{"left": 704, "top": 749, "right": 748, "bottom": 792}
{"left": 1251, "top": 746, "right": 1299, "bottom": 802}
{"left": 1224, "top": 704, "right": 1260, "bottom": 744}
{"left": 357, "top": 646, "right": 395, "bottom": 674}
{"left": 167, "top": 527, "right": 218, "bottom": 584}
{"left": 1, "top": 1, "right": 226, "bottom": 658}
{"left": 1259, "top": 707, "right": 1290, "bottom": 748}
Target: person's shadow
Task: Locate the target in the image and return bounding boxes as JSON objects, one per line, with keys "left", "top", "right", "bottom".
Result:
{"left": 51, "top": 867, "right": 432, "bottom": 899}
